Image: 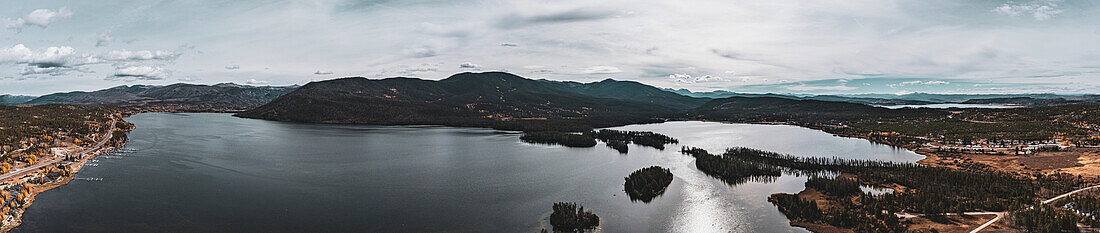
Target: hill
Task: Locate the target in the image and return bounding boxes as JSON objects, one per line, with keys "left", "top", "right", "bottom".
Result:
{"left": 235, "top": 72, "right": 709, "bottom": 130}
{"left": 691, "top": 97, "right": 946, "bottom": 122}
{"left": 840, "top": 93, "right": 1098, "bottom": 103}
{"left": 668, "top": 89, "right": 935, "bottom": 106}
{"left": 960, "top": 97, "right": 1079, "bottom": 106}
{"left": 25, "top": 83, "right": 298, "bottom": 109}
{"left": 236, "top": 72, "right": 958, "bottom": 131}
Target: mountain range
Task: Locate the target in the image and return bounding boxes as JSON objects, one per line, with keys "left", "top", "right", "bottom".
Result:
{"left": 21, "top": 83, "right": 298, "bottom": 109}
{"left": 668, "top": 89, "right": 1098, "bottom": 106}
{"left": 235, "top": 72, "right": 708, "bottom": 130}
{"left": 236, "top": 72, "right": 954, "bottom": 130}
{"left": 0, "top": 95, "right": 36, "bottom": 106}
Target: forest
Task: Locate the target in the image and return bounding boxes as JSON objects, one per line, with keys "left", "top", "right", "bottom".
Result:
{"left": 623, "top": 166, "right": 674, "bottom": 202}
{"left": 548, "top": 202, "right": 599, "bottom": 233}
{"left": 804, "top": 176, "right": 861, "bottom": 197}
{"left": 591, "top": 129, "right": 678, "bottom": 150}
{"left": 519, "top": 129, "right": 680, "bottom": 153}
{"left": 1008, "top": 203, "right": 1080, "bottom": 232}
{"left": 680, "top": 146, "right": 1095, "bottom": 231}
{"left": 679, "top": 147, "right": 781, "bottom": 186}
{"left": 520, "top": 131, "right": 597, "bottom": 147}
{"left": 0, "top": 105, "right": 117, "bottom": 155}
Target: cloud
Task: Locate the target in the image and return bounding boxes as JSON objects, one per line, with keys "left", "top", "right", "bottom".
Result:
{"left": 668, "top": 73, "right": 728, "bottom": 84}
{"left": 523, "top": 65, "right": 552, "bottom": 73}
{"left": 901, "top": 80, "right": 950, "bottom": 85}
{"left": 109, "top": 65, "right": 167, "bottom": 80}
{"left": 314, "top": 70, "right": 333, "bottom": 75}
{"left": 20, "top": 66, "right": 86, "bottom": 76}
{"left": 245, "top": 79, "right": 268, "bottom": 84}
{"left": 4, "top": 7, "right": 73, "bottom": 30}
{"left": 105, "top": 50, "right": 179, "bottom": 61}
{"left": 581, "top": 65, "right": 622, "bottom": 74}
{"left": 415, "top": 22, "right": 471, "bottom": 38}
{"left": 496, "top": 8, "right": 618, "bottom": 29}
{"left": 96, "top": 30, "right": 113, "bottom": 47}
{"left": 225, "top": 65, "right": 240, "bottom": 70}
{"left": 785, "top": 84, "right": 858, "bottom": 91}
{"left": 889, "top": 80, "right": 951, "bottom": 88}
{"left": 402, "top": 47, "right": 437, "bottom": 58}
{"left": 0, "top": 44, "right": 99, "bottom": 74}
{"left": 459, "top": 62, "right": 481, "bottom": 69}
{"left": 994, "top": 1, "right": 1063, "bottom": 20}
{"left": 390, "top": 63, "right": 440, "bottom": 75}
{"left": 403, "top": 67, "right": 436, "bottom": 73}
{"left": 711, "top": 49, "right": 746, "bottom": 60}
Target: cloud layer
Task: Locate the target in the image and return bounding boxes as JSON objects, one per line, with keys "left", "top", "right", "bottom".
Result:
{"left": 3, "top": 7, "right": 73, "bottom": 30}
{"left": 1, "top": 0, "right": 1099, "bottom": 95}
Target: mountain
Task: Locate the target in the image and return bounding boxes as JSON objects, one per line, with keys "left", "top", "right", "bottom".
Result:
{"left": 669, "top": 89, "right": 937, "bottom": 106}
{"left": 236, "top": 72, "right": 957, "bottom": 131}
{"left": 562, "top": 80, "right": 710, "bottom": 110}
{"left": 960, "top": 97, "right": 1081, "bottom": 106}
{"left": 0, "top": 95, "right": 36, "bottom": 106}
{"left": 691, "top": 97, "right": 946, "bottom": 122}
{"left": 236, "top": 72, "right": 709, "bottom": 130}
{"left": 804, "top": 95, "right": 936, "bottom": 106}
{"left": 839, "top": 93, "right": 1087, "bottom": 103}
{"left": 667, "top": 88, "right": 798, "bottom": 99}
{"left": 25, "top": 83, "right": 298, "bottom": 108}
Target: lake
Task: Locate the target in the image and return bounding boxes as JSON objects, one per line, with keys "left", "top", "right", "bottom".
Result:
{"left": 14, "top": 113, "right": 923, "bottom": 233}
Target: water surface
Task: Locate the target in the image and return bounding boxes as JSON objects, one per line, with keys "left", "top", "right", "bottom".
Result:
{"left": 15, "top": 113, "right": 923, "bottom": 233}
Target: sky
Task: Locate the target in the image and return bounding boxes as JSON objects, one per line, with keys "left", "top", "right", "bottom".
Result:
{"left": 1, "top": 0, "right": 1099, "bottom": 96}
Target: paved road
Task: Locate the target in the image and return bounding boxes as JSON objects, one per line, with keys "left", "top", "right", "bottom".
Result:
{"left": 968, "top": 212, "right": 1003, "bottom": 233}
{"left": 0, "top": 117, "right": 117, "bottom": 181}
{"left": 895, "top": 184, "right": 1100, "bottom": 232}
{"left": 967, "top": 184, "right": 1100, "bottom": 233}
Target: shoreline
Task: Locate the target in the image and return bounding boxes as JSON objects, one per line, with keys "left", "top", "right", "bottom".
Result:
{"left": 0, "top": 117, "right": 131, "bottom": 232}
{"left": 1, "top": 114, "right": 1073, "bottom": 233}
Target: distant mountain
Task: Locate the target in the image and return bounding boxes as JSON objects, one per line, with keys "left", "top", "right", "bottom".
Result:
{"left": 691, "top": 97, "right": 945, "bottom": 122}
{"left": 667, "top": 88, "right": 797, "bottom": 99}
{"left": 668, "top": 89, "right": 934, "bottom": 106}
{"left": 26, "top": 83, "right": 298, "bottom": 108}
{"left": 0, "top": 95, "right": 36, "bottom": 105}
{"left": 804, "top": 95, "right": 935, "bottom": 106}
{"left": 236, "top": 72, "right": 710, "bottom": 130}
{"left": 839, "top": 93, "right": 1094, "bottom": 103}
{"left": 959, "top": 97, "right": 1084, "bottom": 106}
{"left": 675, "top": 89, "right": 1100, "bottom": 106}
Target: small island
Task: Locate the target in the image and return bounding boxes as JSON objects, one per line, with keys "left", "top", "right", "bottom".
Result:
{"left": 604, "top": 140, "right": 629, "bottom": 153}
{"left": 549, "top": 202, "right": 600, "bottom": 232}
{"left": 623, "top": 166, "right": 674, "bottom": 202}
{"left": 520, "top": 131, "right": 597, "bottom": 147}
{"left": 592, "top": 129, "right": 678, "bottom": 150}
{"left": 518, "top": 130, "right": 680, "bottom": 154}
{"left": 680, "top": 147, "right": 782, "bottom": 185}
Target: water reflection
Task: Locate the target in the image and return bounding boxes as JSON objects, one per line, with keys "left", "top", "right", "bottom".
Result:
{"left": 611, "top": 121, "right": 923, "bottom": 233}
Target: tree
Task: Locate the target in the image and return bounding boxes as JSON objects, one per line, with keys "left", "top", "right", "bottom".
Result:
{"left": 549, "top": 202, "right": 599, "bottom": 232}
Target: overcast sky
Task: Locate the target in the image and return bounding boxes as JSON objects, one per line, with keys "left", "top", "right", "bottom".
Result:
{"left": 1, "top": 0, "right": 1098, "bottom": 96}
